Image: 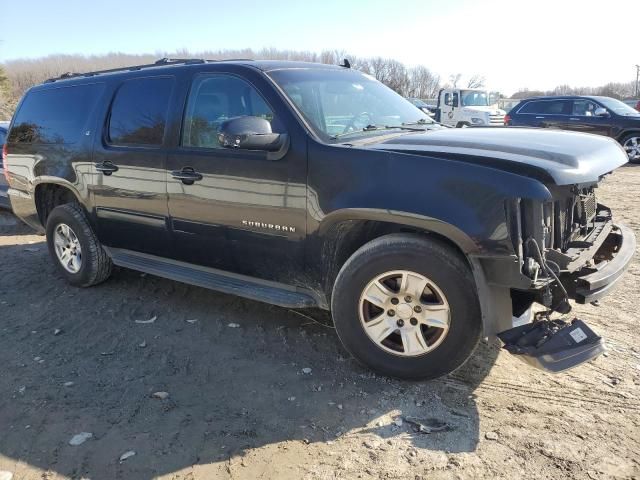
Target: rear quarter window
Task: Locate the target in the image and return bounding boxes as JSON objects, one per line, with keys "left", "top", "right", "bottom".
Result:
{"left": 8, "top": 83, "right": 104, "bottom": 144}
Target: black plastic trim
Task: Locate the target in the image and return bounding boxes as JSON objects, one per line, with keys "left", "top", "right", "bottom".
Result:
{"left": 104, "top": 247, "right": 323, "bottom": 309}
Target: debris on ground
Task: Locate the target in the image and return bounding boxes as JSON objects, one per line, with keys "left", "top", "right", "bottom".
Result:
{"left": 68, "top": 432, "right": 93, "bottom": 446}
{"left": 301, "top": 367, "right": 312, "bottom": 374}
{"left": 119, "top": 450, "right": 136, "bottom": 463}
{"left": 152, "top": 391, "right": 170, "bottom": 400}
{"left": 227, "top": 323, "right": 240, "bottom": 328}
{"left": 135, "top": 316, "right": 157, "bottom": 324}
{"left": 403, "top": 416, "right": 451, "bottom": 434}
{"left": 485, "top": 431, "right": 499, "bottom": 441}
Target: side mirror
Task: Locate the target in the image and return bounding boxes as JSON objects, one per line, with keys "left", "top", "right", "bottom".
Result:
{"left": 452, "top": 95, "right": 459, "bottom": 108}
{"left": 594, "top": 107, "right": 609, "bottom": 117}
{"left": 218, "top": 116, "right": 285, "bottom": 152}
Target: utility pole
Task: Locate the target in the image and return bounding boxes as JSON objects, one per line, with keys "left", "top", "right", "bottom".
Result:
{"left": 636, "top": 64, "right": 640, "bottom": 98}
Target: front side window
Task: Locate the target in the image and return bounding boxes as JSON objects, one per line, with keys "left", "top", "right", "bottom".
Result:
{"left": 268, "top": 68, "right": 433, "bottom": 141}
{"left": 9, "top": 83, "right": 104, "bottom": 144}
{"left": 108, "top": 77, "right": 174, "bottom": 146}
{"left": 572, "top": 99, "right": 599, "bottom": 116}
{"left": 182, "top": 75, "right": 276, "bottom": 149}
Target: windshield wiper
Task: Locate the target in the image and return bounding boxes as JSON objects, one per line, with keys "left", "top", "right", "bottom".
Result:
{"left": 331, "top": 124, "right": 424, "bottom": 140}
{"left": 403, "top": 118, "right": 449, "bottom": 128}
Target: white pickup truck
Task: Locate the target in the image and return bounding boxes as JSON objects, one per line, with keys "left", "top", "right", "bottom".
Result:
{"left": 435, "top": 88, "right": 506, "bottom": 127}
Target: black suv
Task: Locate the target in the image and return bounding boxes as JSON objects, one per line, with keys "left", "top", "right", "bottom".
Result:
{"left": 505, "top": 95, "right": 640, "bottom": 162}
{"left": 4, "top": 59, "right": 635, "bottom": 379}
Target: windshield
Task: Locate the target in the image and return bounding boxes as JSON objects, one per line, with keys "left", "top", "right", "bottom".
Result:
{"left": 460, "top": 90, "right": 490, "bottom": 107}
{"left": 268, "top": 68, "right": 434, "bottom": 141}
{"left": 596, "top": 97, "right": 640, "bottom": 116}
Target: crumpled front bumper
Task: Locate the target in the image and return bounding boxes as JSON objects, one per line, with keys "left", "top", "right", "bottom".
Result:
{"left": 563, "top": 223, "right": 636, "bottom": 304}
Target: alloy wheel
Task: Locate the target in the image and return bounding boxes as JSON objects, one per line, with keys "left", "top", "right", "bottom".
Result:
{"left": 53, "top": 223, "right": 83, "bottom": 274}
{"left": 623, "top": 136, "right": 640, "bottom": 162}
{"left": 358, "top": 270, "right": 450, "bottom": 357}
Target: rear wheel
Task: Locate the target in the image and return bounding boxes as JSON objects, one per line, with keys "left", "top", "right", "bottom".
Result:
{"left": 45, "top": 203, "right": 112, "bottom": 287}
{"left": 331, "top": 234, "right": 481, "bottom": 380}
{"left": 621, "top": 133, "right": 640, "bottom": 163}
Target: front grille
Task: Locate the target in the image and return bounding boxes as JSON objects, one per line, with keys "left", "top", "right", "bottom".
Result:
{"left": 489, "top": 114, "right": 505, "bottom": 124}
{"left": 553, "top": 188, "right": 597, "bottom": 251}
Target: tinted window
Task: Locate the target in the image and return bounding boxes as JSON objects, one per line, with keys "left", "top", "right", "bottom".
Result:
{"left": 182, "top": 75, "right": 277, "bottom": 149}
{"left": 8, "top": 83, "right": 104, "bottom": 144}
{"left": 518, "top": 100, "right": 568, "bottom": 115}
{"left": 109, "top": 77, "right": 173, "bottom": 146}
{"left": 0, "top": 130, "right": 6, "bottom": 144}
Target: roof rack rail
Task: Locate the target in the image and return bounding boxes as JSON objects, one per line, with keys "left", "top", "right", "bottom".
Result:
{"left": 44, "top": 58, "right": 207, "bottom": 83}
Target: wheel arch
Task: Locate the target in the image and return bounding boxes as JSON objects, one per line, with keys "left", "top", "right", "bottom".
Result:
{"left": 34, "top": 179, "right": 83, "bottom": 227}
{"left": 616, "top": 129, "right": 640, "bottom": 143}
{"left": 316, "top": 209, "right": 508, "bottom": 336}
{"left": 317, "top": 208, "right": 478, "bottom": 294}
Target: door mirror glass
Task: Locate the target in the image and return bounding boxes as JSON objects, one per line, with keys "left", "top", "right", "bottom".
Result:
{"left": 594, "top": 107, "right": 609, "bottom": 117}
{"left": 218, "top": 116, "right": 284, "bottom": 152}
{"left": 452, "top": 93, "right": 459, "bottom": 108}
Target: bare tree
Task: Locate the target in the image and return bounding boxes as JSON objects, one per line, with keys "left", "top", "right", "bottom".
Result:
{"left": 449, "top": 73, "right": 462, "bottom": 88}
{"left": 467, "top": 75, "right": 486, "bottom": 89}
{"left": 407, "top": 66, "right": 441, "bottom": 99}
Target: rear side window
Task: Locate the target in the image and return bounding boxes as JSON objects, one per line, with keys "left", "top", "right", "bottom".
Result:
{"left": 8, "top": 83, "right": 104, "bottom": 144}
{"left": 518, "top": 101, "right": 543, "bottom": 114}
{"left": 0, "top": 130, "right": 6, "bottom": 144}
{"left": 518, "top": 100, "right": 569, "bottom": 115}
{"left": 108, "top": 77, "right": 174, "bottom": 146}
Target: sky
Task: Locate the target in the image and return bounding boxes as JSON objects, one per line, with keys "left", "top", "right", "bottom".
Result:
{"left": 1, "top": 0, "right": 639, "bottom": 95}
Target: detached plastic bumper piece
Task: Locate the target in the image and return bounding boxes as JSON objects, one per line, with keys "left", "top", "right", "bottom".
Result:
{"left": 573, "top": 224, "right": 636, "bottom": 304}
{"left": 498, "top": 318, "right": 605, "bottom": 373}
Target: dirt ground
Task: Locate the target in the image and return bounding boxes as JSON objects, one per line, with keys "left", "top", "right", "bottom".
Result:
{"left": 0, "top": 166, "right": 639, "bottom": 480}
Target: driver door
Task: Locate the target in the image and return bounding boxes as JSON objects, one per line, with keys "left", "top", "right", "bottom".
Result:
{"left": 165, "top": 72, "right": 307, "bottom": 283}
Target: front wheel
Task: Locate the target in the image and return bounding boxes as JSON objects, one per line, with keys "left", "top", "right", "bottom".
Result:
{"left": 621, "top": 133, "right": 640, "bottom": 163}
{"left": 331, "top": 234, "right": 481, "bottom": 380}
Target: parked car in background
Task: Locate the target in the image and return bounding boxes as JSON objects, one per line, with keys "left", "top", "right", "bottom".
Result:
{"left": 506, "top": 96, "right": 640, "bottom": 162}
{"left": 0, "top": 121, "right": 10, "bottom": 209}
{"left": 3, "top": 59, "right": 634, "bottom": 379}
{"left": 407, "top": 98, "right": 437, "bottom": 118}
{"left": 622, "top": 99, "right": 640, "bottom": 112}
{"left": 434, "top": 88, "right": 506, "bottom": 127}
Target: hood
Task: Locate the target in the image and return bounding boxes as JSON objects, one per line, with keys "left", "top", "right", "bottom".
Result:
{"left": 365, "top": 127, "right": 628, "bottom": 185}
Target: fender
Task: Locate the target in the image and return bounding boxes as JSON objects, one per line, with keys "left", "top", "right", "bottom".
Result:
{"left": 317, "top": 207, "right": 480, "bottom": 255}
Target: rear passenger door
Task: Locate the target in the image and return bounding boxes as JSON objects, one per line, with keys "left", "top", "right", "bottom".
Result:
{"left": 90, "top": 76, "right": 176, "bottom": 256}
{"left": 165, "top": 71, "right": 307, "bottom": 282}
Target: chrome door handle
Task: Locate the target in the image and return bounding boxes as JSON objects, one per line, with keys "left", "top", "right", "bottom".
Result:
{"left": 171, "top": 167, "right": 203, "bottom": 185}
{"left": 569, "top": 117, "right": 579, "bottom": 120}
{"left": 95, "top": 161, "right": 119, "bottom": 175}
{"left": 535, "top": 116, "right": 545, "bottom": 119}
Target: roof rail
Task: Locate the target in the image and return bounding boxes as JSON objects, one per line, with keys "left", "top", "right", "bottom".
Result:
{"left": 44, "top": 58, "right": 207, "bottom": 83}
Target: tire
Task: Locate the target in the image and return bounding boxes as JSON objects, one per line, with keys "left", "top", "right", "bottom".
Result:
{"left": 620, "top": 132, "right": 640, "bottom": 163}
{"left": 331, "top": 233, "right": 481, "bottom": 380}
{"left": 45, "top": 203, "right": 112, "bottom": 287}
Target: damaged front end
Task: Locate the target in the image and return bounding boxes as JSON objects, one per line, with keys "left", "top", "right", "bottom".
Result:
{"left": 498, "top": 183, "right": 635, "bottom": 372}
